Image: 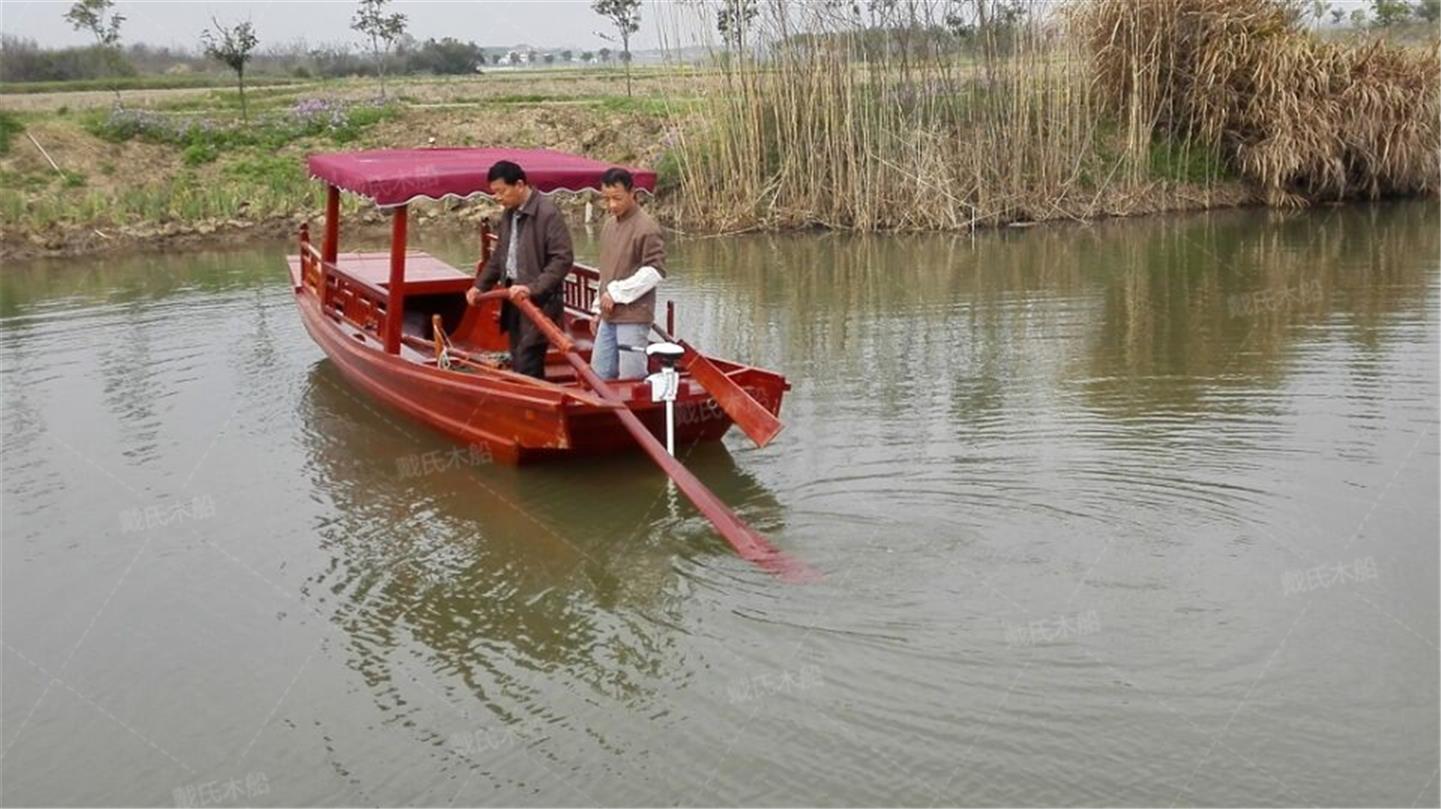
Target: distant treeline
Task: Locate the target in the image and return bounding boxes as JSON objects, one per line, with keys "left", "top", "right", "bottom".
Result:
{"left": 0, "top": 35, "right": 615, "bottom": 84}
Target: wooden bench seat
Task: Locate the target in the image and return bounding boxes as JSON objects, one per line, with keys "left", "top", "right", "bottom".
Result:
{"left": 331, "top": 250, "right": 475, "bottom": 297}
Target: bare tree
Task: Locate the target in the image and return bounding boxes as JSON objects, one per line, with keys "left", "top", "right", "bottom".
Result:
{"left": 716, "top": 0, "right": 759, "bottom": 55}
{"left": 64, "top": 0, "right": 124, "bottom": 101}
{"left": 202, "top": 18, "right": 259, "bottom": 122}
{"left": 592, "top": 0, "right": 641, "bottom": 96}
{"left": 351, "top": 0, "right": 407, "bottom": 99}
{"left": 1370, "top": 0, "right": 1413, "bottom": 25}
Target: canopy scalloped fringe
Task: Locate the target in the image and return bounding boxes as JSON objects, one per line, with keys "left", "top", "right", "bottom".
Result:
{"left": 323, "top": 185, "right": 656, "bottom": 210}
{"left": 307, "top": 147, "right": 657, "bottom": 208}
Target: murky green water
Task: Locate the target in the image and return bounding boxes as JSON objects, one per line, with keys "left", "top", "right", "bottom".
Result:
{"left": 3, "top": 202, "right": 1437, "bottom": 807}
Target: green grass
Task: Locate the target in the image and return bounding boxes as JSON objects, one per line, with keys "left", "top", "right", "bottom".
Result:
{"left": 0, "top": 100, "right": 404, "bottom": 233}
{"left": 83, "top": 100, "right": 402, "bottom": 154}
{"left": 0, "top": 164, "right": 322, "bottom": 230}
{"left": 654, "top": 149, "right": 683, "bottom": 194}
{"left": 592, "top": 95, "right": 697, "bottom": 116}
{"left": 0, "top": 75, "right": 305, "bottom": 94}
{"left": 223, "top": 154, "right": 306, "bottom": 187}
{"left": 0, "top": 110, "right": 22, "bottom": 155}
{"left": 182, "top": 142, "right": 219, "bottom": 166}
{"left": 0, "top": 168, "right": 48, "bottom": 192}
{"left": 0, "top": 191, "right": 23, "bottom": 225}
{"left": 1149, "top": 136, "right": 1231, "bottom": 183}
{"left": 156, "top": 84, "right": 318, "bottom": 113}
{"left": 490, "top": 92, "right": 581, "bottom": 104}
{"left": 0, "top": 67, "right": 670, "bottom": 99}
{"left": 0, "top": 134, "right": 326, "bottom": 231}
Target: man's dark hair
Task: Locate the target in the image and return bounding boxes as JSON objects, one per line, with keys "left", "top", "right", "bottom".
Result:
{"left": 600, "top": 167, "right": 634, "bottom": 190}
{"left": 488, "top": 160, "right": 527, "bottom": 185}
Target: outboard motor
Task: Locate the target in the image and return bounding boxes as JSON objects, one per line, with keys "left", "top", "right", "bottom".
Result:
{"left": 645, "top": 342, "right": 685, "bottom": 456}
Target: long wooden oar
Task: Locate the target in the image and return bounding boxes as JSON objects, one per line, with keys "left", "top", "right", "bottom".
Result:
{"left": 650, "top": 323, "right": 784, "bottom": 449}
{"left": 484, "top": 291, "right": 814, "bottom": 581}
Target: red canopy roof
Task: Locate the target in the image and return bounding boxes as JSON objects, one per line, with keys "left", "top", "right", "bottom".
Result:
{"left": 307, "top": 148, "right": 657, "bottom": 207}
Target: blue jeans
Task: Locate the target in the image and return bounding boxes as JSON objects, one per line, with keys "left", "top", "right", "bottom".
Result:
{"left": 592, "top": 321, "right": 650, "bottom": 380}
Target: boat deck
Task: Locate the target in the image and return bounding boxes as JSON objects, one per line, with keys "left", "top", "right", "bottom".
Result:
{"left": 289, "top": 249, "right": 612, "bottom": 384}
{"left": 329, "top": 250, "right": 476, "bottom": 297}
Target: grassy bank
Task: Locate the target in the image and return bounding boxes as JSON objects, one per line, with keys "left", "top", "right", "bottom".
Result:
{"left": 1, "top": 6, "right": 1436, "bottom": 261}
{"left": 0, "top": 70, "right": 682, "bottom": 257}
{"left": 0, "top": 68, "right": 1243, "bottom": 260}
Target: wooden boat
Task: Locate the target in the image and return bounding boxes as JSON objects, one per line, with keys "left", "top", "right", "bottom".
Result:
{"left": 287, "top": 147, "right": 811, "bottom": 579}
{"left": 287, "top": 148, "right": 787, "bottom": 465}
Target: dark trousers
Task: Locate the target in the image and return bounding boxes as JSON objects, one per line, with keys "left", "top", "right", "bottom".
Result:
{"left": 507, "top": 323, "right": 549, "bottom": 379}
{"left": 498, "top": 283, "right": 563, "bottom": 380}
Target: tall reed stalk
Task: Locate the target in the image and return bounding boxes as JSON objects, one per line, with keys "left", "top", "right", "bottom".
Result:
{"left": 1075, "top": 0, "right": 1439, "bottom": 205}
{"left": 662, "top": 0, "right": 1436, "bottom": 232}
{"left": 665, "top": 1, "right": 1156, "bottom": 232}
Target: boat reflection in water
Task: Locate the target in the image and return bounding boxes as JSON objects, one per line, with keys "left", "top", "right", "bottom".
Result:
{"left": 294, "top": 361, "right": 784, "bottom": 719}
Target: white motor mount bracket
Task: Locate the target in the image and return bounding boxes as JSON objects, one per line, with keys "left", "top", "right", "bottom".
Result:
{"left": 642, "top": 342, "right": 686, "bottom": 455}
{"left": 644, "top": 342, "right": 685, "bottom": 403}
{"left": 647, "top": 370, "right": 679, "bottom": 403}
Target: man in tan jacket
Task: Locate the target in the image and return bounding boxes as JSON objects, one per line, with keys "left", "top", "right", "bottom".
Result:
{"left": 591, "top": 167, "right": 665, "bottom": 380}
{"left": 467, "top": 160, "right": 574, "bottom": 379}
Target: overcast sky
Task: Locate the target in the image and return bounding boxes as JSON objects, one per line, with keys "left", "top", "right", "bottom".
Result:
{"left": 0, "top": 1, "right": 703, "bottom": 52}
{"left": 0, "top": 0, "right": 1376, "bottom": 53}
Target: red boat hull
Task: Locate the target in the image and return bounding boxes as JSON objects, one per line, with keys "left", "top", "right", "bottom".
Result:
{"left": 290, "top": 256, "right": 787, "bottom": 466}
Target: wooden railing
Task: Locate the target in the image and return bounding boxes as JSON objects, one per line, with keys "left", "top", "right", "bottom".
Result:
{"left": 299, "top": 223, "right": 388, "bottom": 338}
{"left": 563, "top": 263, "right": 602, "bottom": 315}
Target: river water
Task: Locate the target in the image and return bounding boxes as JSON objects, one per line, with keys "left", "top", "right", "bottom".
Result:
{"left": 2, "top": 202, "right": 1437, "bottom": 807}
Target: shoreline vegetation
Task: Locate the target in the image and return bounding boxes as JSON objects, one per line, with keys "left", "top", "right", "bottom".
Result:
{"left": 1, "top": 0, "right": 1436, "bottom": 261}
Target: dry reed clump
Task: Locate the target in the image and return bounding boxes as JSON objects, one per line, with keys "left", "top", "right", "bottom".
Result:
{"left": 1074, "top": 0, "right": 1439, "bottom": 205}
{"left": 661, "top": 4, "right": 1137, "bottom": 233}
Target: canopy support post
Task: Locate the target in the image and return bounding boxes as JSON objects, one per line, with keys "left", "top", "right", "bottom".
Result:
{"left": 384, "top": 204, "right": 408, "bottom": 355}
{"left": 323, "top": 185, "right": 339, "bottom": 265}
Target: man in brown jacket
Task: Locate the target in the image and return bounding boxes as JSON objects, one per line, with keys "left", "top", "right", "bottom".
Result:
{"left": 590, "top": 167, "right": 665, "bottom": 380}
{"left": 466, "top": 160, "right": 575, "bottom": 379}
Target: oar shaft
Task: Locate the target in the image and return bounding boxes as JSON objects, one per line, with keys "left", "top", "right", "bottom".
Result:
{"left": 507, "top": 295, "right": 812, "bottom": 580}
{"left": 564, "top": 353, "right": 789, "bottom": 566}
